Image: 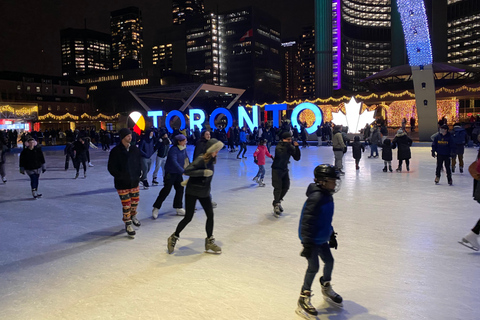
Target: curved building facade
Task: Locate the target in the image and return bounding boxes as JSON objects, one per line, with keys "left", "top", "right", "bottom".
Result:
{"left": 341, "top": 0, "right": 392, "bottom": 91}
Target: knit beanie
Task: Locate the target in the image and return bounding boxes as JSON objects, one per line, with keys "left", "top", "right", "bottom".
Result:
{"left": 119, "top": 128, "right": 131, "bottom": 140}
{"left": 205, "top": 138, "right": 224, "bottom": 154}
{"left": 281, "top": 131, "right": 292, "bottom": 139}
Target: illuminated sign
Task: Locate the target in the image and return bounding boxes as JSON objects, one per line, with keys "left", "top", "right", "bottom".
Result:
{"left": 128, "top": 111, "right": 146, "bottom": 135}
{"left": 331, "top": 97, "right": 375, "bottom": 134}
{"left": 147, "top": 103, "right": 327, "bottom": 133}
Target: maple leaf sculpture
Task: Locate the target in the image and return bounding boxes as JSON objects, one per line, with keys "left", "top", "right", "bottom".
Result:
{"left": 331, "top": 97, "right": 375, "bottom": 134}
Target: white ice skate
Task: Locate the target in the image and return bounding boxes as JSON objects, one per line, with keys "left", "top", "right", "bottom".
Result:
{"left": 320, "top": 277, "right": 343, "bottom": 308}
{"left": 459, "top": 231, "right": 480, "bottom": 251}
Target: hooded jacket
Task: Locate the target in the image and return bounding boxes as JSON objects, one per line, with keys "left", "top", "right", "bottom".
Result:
{"left": 298, "top": 183, "right": 334, "bottom": 245}
{"left": 432, "top": 131, "right": 455, "bottom": 156}
{"left": 271, "top": 141, "right": 301, "bottom": 170}
{"left": 138, "top": 131, "right": 156, "bottom": 159}
{"left": 392, "top": 132, "right": 412, "bottom": 160}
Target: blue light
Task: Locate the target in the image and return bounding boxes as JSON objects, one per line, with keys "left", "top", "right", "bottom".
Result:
{"left": 265, "top": 103, "right": 287, "bottom": 128}
{"left": 147, "top": 110, "right": 163, "bottom": 128}
{"left": 165, "top": 110, "right": 186, "bottom": 133}
{"left": 397, "top": 0, "right": 433, "bottom": 66}
{"left": 189, "top": 109, "right": 206, "bottom": 132}
{"left": 238, "top": 105, "right": 259, "bottom": 132}
{"left": 290, "top": 102, "right": 323, "bottom": 134}
{"left": 209, "top": 108, "right": 233, "bottom": 131}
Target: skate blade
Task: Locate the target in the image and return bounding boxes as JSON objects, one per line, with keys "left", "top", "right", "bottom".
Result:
{"left": 324, "top": 297, "right": 343, "bottom": 308}
{"left": 295, "top": 307, "right": 318, "bottom": 319}
{"left": 458, "top": 240, "right": 479, "bottom": 251}
{"left": 204, "top": 249, "right": 222, "bottom": 254}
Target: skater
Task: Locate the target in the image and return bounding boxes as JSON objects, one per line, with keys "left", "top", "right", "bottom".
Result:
{"left": 64, "top": 142, "right": 75, "bottom": 170}
{"left": 351, "top": 136, "right": 364, "bottom": 170}
{"left": 167, "top": 138, "right": 224, "bottom": 254}
{"left": 152, "top": 130, "right": 170, "bottom": 186}
{"left": 108, "top": 128, "right": 142, "bottom": 238}
{"left": 296, "top": 164, "right": 343, "bottom": 319}
{"left": 368, "top": 125, "right": 381, "bottom": 158}
{"left": 432, "top": 124, "right": 455, "bottom": 185}
{"left": 332, "top": 125, "right": 346, "bottom": 175}
{"left": 151, "top": 134, "right": 189, "bottom": 219}
{"left": 459, "top": 148, "right": 480, "bottom": 251}
{"left": 0, "top": 135, "right": 7, "bottom": 183}
{"left": 392, "top": 129, "right": 412, "bottom": 172}
{"left": 73, "top": 137, "right": 88, "bottom": 179}
{"left": 138, "top": 129, "right": 156, "bottom": 189}
{"left": 381, "top": 138, "right": 393, "bottom": 172}
{"left": 193, "top": 130, "right": 218, "bottom": 208}
{"left": 451, "top": 123, "right": 468, "bottom": 173}
{"left": 253, "top": 139, "right": 274, "bottom": 187}
{"left": 236, "top": 126, "right": 247, "bottom": 159}
{"left": 271, "top": 131, "right": 301, "bottom": 217}
{"left": 19, "top": 136, "right": 46, "bottom": 199}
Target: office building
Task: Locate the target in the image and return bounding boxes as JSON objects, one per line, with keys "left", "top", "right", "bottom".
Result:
{"left": 282, "top": 41, "right": 302, "bottom": 101}
{"left": 173, "top": 0, "right": 205, "bottom": 25}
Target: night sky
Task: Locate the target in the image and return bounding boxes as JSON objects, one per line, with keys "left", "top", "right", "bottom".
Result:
{"left": 0, "top": 0, "right": 314, "bottom": 77}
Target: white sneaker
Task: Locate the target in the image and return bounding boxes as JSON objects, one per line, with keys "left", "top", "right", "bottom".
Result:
{"left": 152, "top": 207, "right": 159, "bottom": 219}
{"left": 88, "top": 162, "right": 94, "bottom": 167}
{"left": 176, "top": 208, "right": 185, "bottom": 216}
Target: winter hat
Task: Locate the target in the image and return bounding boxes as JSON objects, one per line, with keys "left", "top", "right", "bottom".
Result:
{"left": 174, "top": 134, "right": 186, "bottom": 141}
{"left": 25, "top": 135, "right": 34, "bottom": 142}
{"left": 119, "top": 128, "right": 132, "bottom": 140}
{"left": 281, "top": 131, "right": 292, "bottom": 139}
{"left": 397, "top": 129, "right": 403, "bottom": 134}
{"left": 440, "top": 124, "right": 449, "bottom": 130}
{"left": 354, "top": 136, "right": 360, "bottom": 142}
{"left": 205, "top": 138, "right": 224, "bottom": 154}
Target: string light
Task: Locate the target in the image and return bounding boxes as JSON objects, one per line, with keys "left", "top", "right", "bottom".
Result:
{"left": 38, "top": 113, "right": 120, "bottom": 121}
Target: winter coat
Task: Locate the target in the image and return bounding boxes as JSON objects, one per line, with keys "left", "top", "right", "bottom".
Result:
{"left": 271, "top": 141, "right": 301, "bottom": 171}
{"left": 193, "top": 137, "right": 208, "bottom": 160}
{"left": 298, "top": 183, "right": 334, "bottom": 245}
{"left": 352, "top": 141, "right": 365, "bottom": 160}
{"left": 253, "top": 145, "right": 273, "bottom": 165}
{"left": 332, "top": 131, "right": 346, "bottom": 151}
{"left": 164, "top": 145, "right": 189, "bottom": 174}
{"left": 184, "top": 155, "right": 215, "bottom": 198}
{"left": 381, "top": 143, "right": 393, "bottom": 161}
{"left": 432, "top": 132, "right": 455, "bottom": 156}
{"left": 155, "top": 138, "right": 170, "bottom": 158}
{"left": 138, "top": 134, "right": 156, "bottom": 159}
{"left": 452, "top": 126, "right": 467, "bottom": 145}
{"left": 392, "top": 133, "right": 412, "bottom": 160}
{"left": 263, "top": 130, "right": 274, "bottom": 143}
{"left": 370, "top": 129, "right": 382, "bottom": 145}
{"left": 239, "top": 131, "right": 247, "bottom": 143}
{"left": 107, "top": 143, "right": 142, "bottom": 190}
{"left": 20, "top": 147, "right": 46, "bottom": 171}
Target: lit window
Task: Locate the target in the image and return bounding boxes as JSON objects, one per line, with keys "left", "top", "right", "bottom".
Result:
{"left": 70, "top": 89, "right": 74, "bottom": 95}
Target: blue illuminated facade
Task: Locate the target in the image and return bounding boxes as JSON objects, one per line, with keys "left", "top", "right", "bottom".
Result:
{"left": 396, "top": 0, "right": 433, "bottom": 66}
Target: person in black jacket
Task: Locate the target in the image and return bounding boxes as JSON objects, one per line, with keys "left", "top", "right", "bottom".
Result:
{"left": 296, "top": 164, "right": 343, "bottom": 319}
{"left": 271, "top": 131, "right": 301, "bottom": 217}
{"left": 108, "top": 128, "right": 142, "bottom": 238}
{"left": 73, "top": 137, "right": 88, "bottom": 179}
{"left": 19, "top": 136, "right": 46, "bottom": 199}
{"left": 351, "top": 136, "right": 365, "bottom": 170}
{"left": 167, "top": 138, "right": 224, "bottom": 254}
{"left": 381, "top": 138, "right": 393, "bottom": 172}
{"left": 432, "top": 124, "right": 455, "bottom": 185}
{"left": 392, "top": 129, "right": 413, "bottom": 172}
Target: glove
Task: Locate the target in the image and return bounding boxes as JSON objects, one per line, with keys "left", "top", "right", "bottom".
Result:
{"left": 204, "top": 169, "right": 213, "bottom": 177}
{"left": 19, "top": 167, "right": 25, "bottom": 175}
{"left": 254, "top": 157, "right": 258, "bottom": 164}
{"left": 329, "top": 232, "right": 338, "bottom": 250}
{"left": 431, "top": 151, "right": 436, "bottom": 158}
{"left": 300, "top": 244, "right": 313, "bottom": 258}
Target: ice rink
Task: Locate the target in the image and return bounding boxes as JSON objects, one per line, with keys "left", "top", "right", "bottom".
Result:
{"left": 0, "top": 143, "right": 479, "bottom": 320}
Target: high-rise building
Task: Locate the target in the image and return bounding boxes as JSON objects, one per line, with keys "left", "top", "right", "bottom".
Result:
{"left": 299, "top": 27, "right": 315, "bottom": 100}
{"left": 60, "top": 28, "right": 111, "bottom": 77}
{"left": 282, "top": 41, "right": 302, "bottom": 101}
{"left": 447, "top": 0, "right": 480, "bottom": 67}
{"left": 173, "top": 0, "right": 205, "bottom": 25}
{"left": 185, "top": 12, "right": 220, "bottom": 85}
{"left": 219, "top": 7, "right": 282, "bottom": 103}
{"left": 153, "top": 44, "right": 174, "bottom": 73}
{"left": 110, "top": 6, "right": 144, "bottom": 70}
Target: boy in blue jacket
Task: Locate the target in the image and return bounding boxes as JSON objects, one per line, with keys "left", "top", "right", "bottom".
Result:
{"left": 432, "top": 124, "right": 456, "bottom": 185}
{"left": 297, "top": 164, "right": 343, "bottom": 319}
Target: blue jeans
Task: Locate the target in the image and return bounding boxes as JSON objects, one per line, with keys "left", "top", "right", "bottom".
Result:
{"left": 302, "top": 242, "right": 334, "bottom": 292}
{"left": 255, "top": 165, "right": 265, "bottom": 180}
{"left": 370, "top": 144, "right": 378, "bottom": 157}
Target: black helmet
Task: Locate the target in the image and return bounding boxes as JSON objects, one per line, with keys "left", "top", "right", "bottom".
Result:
{"left": 314, "top": 164, "right": 340, "bottom": 180}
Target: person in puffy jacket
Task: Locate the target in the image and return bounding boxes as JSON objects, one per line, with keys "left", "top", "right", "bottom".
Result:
{"left": 451, "top": 123, "right": 468, "bottom": 173}
{"left": 432, "top": 124, "right": 455, "bottom": 185}
{"left": 392, "top": 129, "right": 413, "bottom": 172}
{"left": 108, "top": 128, "right": 142, "bottom": 237}
{"left": 253, "top": 139, "right": 273, "bottom": 186}
{"left": 166, "top": 138, "right": 224, "bottom": 254}
{"left": 296, "top": 164, "right": 343, "bottom": 318}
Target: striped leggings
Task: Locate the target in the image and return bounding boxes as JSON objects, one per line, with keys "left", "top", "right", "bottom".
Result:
{"left": 117, "top": 186, "right": 140, "bottom": 222}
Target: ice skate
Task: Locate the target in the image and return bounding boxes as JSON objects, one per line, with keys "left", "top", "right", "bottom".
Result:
{"left": 320, "top": 277, "right": 343, "bottom": 307}
{"left": 273, "top": 204, "right": 281, "bottom": 218}
{"left": 2, "top": 177, "right": 6, "bottom": 183}
{"left": 167, "top": 233, "right": 178, "bottom": 254}
{"left": 258, "top": 179, "right": 265, "bottom": 187}
{"left": 460, "top": 167, "right": 464, "bottom": 173}
{"left": 459, "top": 231, "right": 479, "bottom": 251}
{"left": 125, "top": 221, "right": 135, "bottom": 238}
{"left": 84, "top": 172, "right": 87, "bottom": 178}
{"left": 406, "top": 165, "right": 410, "bottom": 172}
{"left": 448, "top": 177, "right": 453, "bottom": 185}
{"left": 435, "top": 176, "right": 440, "bottom": 184}
{"left": 212, "top": 201, "right": 217, "bottom": 208}
{"left": 278, "top": 202, "right": 284, "bottom": 212}
{"left": 152, "top": 207, "right": 159, "bottom": 219}
{"left": 295, "top": 290, "right": 318, "bottom": 319}
{"left": 74, "top": 172, "right": 79, "bottom": 179}
{"left": 252, "top": 176, "right": 259, "bottom": 183}
{"left": 32, "top": 189, "right": 42, "bottom": 199}
{"left": 205, "top": 236, "right": 222, "bottom": 254}
{"left": 176, "top": 208, "right": 185, "bottom": 216}
{"left": 88, "top": 162, "right": 94, "bottom": 167}
{"left": 389, "top": 166, "right": 393, "bottom": 172}
{"left": 142, "top": 180, "right": 149, "bottom": 190}
{"left": 396, "top": 167, "right": 401, "bottom": 172}
{"left": 131, "top": 215, "right": 141, "bottom": 227}
{"left": 382, "top": 166, "right": 387, "bottom": 172}
{"left": 152, "top": 178, "right": 159, "bottom": 186}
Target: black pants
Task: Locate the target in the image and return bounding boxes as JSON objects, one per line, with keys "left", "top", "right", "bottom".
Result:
{"left": 65, "top": 153, "right": 75, "bottom": 170}
{"left": 472, "top": 219, "right": 480, "bottom": 235}
{"left": 398, "top": 159, "right": 410, "bottom": 169}
{"left": 272, "top": 169, "right": 290, "bottom": 206}
{"left": 436, "top": 155, "right": 451, "bottom": 178}
{"left": 237, "top": 142, "right": 247, "bottom": 158}
{"left": 74, "top": 155, "right": 87, "bottom": 173}
{"left": 153, "top": 173, "right": 184, "bottom": 209}
{"left": 175, "top": 193, "right": 214, "bottom": 238}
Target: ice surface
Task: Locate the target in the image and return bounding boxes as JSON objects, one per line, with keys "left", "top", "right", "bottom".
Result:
{"left": 0, "top": 143, "right": 479, "bottom": 319}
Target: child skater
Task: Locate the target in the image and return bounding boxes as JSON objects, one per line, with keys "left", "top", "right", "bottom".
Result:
{"left": 296, "top": 164, "right": 343, "bottom": 319}
{"left": 351, "top": 136, "right": 364, "bottom": 170}
{"left": 381, "top": 138, "right": 393, "bottom": 172}
{"left": 19, "top": 136, "right": 46, "bottom": 199}
{"left": 167, "top": 138, "right": 224, "bottom": 254}
{"left": 253, "top": 139, "right": 274, "bottom": 187}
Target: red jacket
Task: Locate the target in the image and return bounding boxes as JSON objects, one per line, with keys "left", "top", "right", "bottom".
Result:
{"left": 253, "top": 145, "right": 273, "bottom": 165}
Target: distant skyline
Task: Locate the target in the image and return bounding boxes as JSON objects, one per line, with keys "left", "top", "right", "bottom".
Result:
{"left": 0, "top": 0, "right": 314, "bottom": 76}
